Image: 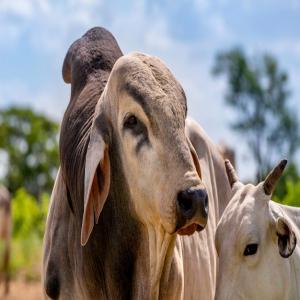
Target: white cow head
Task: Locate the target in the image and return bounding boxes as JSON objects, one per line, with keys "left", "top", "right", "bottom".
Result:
{"left": 215, "top": 160, "right": 297, "bottom": 300}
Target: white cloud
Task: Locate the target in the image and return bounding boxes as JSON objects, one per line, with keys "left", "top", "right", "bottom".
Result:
{"left": 0, "top": 0, "right": 253, "bottom": 179}
{"left": 1, "top": 0, "right": 299, "bottom": 180}
{"left": 193, "top": 0, "right": 210, "bottom": 12}
{"left": 269, "top": 39, "right": 300, "bottom": 60}
{"left": 0, "top": 0, "right": 34, "bottom": 18}
{"left": 0, "top": 22, "right": 22, "bottom": 45}
{"left": 207, "top": 14, "right": 235, "bottom": 41}
{"left": 0, "top": 80, "right": 66, "bottom": 122}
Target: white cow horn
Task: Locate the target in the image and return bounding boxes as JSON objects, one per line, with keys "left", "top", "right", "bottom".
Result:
{"left": 263, "top": 160, "right": 287, "bottom": 195}
{"left": 225, "top": 159, "right": 239, "bottom": 187}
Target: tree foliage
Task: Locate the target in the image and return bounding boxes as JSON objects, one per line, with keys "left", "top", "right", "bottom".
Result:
{"left": 274, "top": 177, "right": 300, "bottom": 207}
{"left": 11, "top": 188, "right": 49, "bottom": 279}
{"left": 12, "top": 188, "right": 49, "bottom": 239}
{"left": 212, "top": 48, "right": 300, "bottom": 180}
{"left": 0, "top": 106, "right": 59, "bottom": 198}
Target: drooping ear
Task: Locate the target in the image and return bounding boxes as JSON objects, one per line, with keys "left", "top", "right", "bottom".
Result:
{"left": 187, "top": 137, "right": 202, "bottom": 179}
{"left": 224, "top": 159, "right": 239, "bottom": 188}
{"left": 81, "top": 121, "right": 111, "bottom": 246}
{"left": 276, "top": 217, "right": 296, "bottom": 258}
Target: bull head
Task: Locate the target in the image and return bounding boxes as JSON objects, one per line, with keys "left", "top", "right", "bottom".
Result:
{"left": 80, "top": 53, "right": 209, "bottom": 245}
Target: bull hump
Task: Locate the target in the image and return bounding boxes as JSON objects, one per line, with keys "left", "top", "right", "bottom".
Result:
{"left": 64, "top": 27, "right": 123, "bottom": 90}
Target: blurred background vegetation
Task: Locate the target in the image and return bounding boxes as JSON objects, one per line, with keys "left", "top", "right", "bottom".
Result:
{"left": 0, "top": 48, "right": 299, "bottom": 282}
{"left": 0, "top": 107, "right": 59, "bottom": 280}
{"left": 212, "top": 47, "right": 300, "bottom": 204}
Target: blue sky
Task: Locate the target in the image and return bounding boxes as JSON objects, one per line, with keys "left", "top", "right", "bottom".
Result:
{"left": 1, "top": 0, "right": 300, "bottom": 179}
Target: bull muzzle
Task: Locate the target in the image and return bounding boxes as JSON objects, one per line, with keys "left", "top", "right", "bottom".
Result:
{"left": 176, "top": 186, "right": 208, "bottom": 235}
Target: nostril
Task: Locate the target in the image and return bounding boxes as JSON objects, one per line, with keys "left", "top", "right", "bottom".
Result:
{"left": 178, "top": 195, "right": 193, "bottom": 213}
{"left": 177, "top": 190, "right": 197, "bottom": 220}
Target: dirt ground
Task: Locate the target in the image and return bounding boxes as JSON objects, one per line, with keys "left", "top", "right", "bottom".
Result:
{"left": 0, "top": 280, "right": 42, "bottom": 300}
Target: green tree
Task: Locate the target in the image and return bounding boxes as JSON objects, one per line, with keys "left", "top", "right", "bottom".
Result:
{"left": 212, "top": 48, "right": 300, "bottom": 181}
{"left": 274, "top": 179, "right": 300, "bottom": 207}
{"left": 0, "top": 106, "right": 59, "bottom": 198}
{"left": 11, "top": 188, "right": 49, "bottom": 279}
{"left": 12, "top": 188, "right": 49, "bottom": 239}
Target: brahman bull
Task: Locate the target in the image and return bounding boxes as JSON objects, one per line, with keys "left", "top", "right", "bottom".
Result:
{"left": 43, "top": 27, "right": 231, "bottom": 300}
{"left": 0, "top": 186, "right": 11, "bottom": 295}
{"left": 215, "top": 159, "right": 299, "bottom": 300}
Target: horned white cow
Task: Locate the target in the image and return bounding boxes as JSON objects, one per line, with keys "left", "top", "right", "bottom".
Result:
{"left": 215, "top": 159, "right": 300, "bottom": 300}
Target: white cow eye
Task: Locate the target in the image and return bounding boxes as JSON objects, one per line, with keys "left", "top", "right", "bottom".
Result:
{"left": 243, "top": 243, "right": 258, "bottom": 256}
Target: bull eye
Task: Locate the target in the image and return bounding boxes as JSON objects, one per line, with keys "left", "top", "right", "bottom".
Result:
{"left": 243, "top": 243, "right": 258, "bottom": 256}
{"left": 123, "top": 114, "right": 148, "bottom": 147}
{"left": 124, "top": 115, "right": 138, "bottom": 129}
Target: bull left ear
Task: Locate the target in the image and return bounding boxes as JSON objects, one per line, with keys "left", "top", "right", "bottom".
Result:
{"left": 276, "top": 217, "right": 297, "bottom": 258}
{"left": 187, "top": 138, "right": 202, "bottom": 179}
{"left": 81, "top": 120, "right": 111, "bottom": 246}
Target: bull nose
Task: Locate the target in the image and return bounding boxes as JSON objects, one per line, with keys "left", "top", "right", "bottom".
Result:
{"left": 177, "top": 187, "right": 208, "bottom": 226}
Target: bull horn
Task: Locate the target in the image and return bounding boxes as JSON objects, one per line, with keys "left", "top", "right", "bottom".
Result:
{"left": 263, "top": 160, "right": 287, "bottom": 195}
{"left": 225, "top": 159, "right": 239, "bottom": 187}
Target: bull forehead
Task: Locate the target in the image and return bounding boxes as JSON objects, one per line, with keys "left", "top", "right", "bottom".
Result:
{"left": 113, "top": 52, "right": 187, "bottom": 130}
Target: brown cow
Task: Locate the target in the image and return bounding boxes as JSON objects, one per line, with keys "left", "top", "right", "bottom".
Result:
{"left": 0, "top": 186, "right": 11, "bottom": 295}
{"left": 43, "top": 27, "right": 231, "bottom": 299}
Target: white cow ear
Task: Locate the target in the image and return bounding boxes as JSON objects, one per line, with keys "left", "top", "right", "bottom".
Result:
{"left": 276, "top": 217, "right": 296, "bottom": 258}
{"left": 81, "top": 120, "right": 111, "bottom": 246}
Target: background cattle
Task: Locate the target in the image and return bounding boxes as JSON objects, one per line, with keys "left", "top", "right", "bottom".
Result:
{"left": 215, "top": 160, "right": 300, "bottom": 300}
{"left": 218, "top": 143, "right": 236, "bottom": 168}
{"left": 0, "top": 186, "right": 11, "bottom": 295}
{"left": 43, "top": 27, "right": 231, "bottom": 299}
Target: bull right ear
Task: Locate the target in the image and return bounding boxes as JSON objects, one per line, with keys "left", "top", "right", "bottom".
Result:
{"left": 81, "top": 122, "right": 111, "bottom": 246}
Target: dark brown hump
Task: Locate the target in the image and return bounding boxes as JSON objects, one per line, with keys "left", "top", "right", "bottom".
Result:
{"left": 59, "top": 27, "right": 123, "bottom": 214}
{"left": 62, "top": 27, "right": 123, "bottom": 97}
